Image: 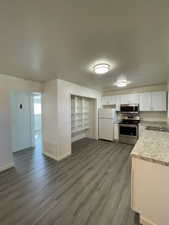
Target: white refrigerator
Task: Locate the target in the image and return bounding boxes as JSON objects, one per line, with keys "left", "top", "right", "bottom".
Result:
{"left": 99, "top": 109, "right": 118, "bottom": 141}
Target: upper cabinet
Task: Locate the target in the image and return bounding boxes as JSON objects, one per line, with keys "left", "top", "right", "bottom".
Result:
{"left": 151, "top": 91, "right": 166, "bottom": 111}
{"left": 118, "top": 94, "right": 139, "bottom": 105}
{"left": 102, "top": 96, "right": 116, "bottom": 105}
{"left": 128, "top": 94, "right": 139, "bottom": 104}
{"left": 102, "top": 91, "right": 167, "bottom": 112}
{"left": 120, "top": 94, "right": 128, "bottom": 104}
{"left": 139, "top": 91, "right": 166, "bottom": 111}
{"left": 139, "top": 92, "right": 152, "bottom": 111}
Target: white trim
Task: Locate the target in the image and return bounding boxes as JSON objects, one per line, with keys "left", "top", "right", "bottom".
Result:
{"left": 43, "top": 152, "right": 57, "bottom": 161}
{"left": 140, "top": 216, "right": 157, "bottom": 225}
{"left": 57, "top": 152, "right": 71, "bottom": 161}
{"left": 71, "top": 132, "right": 87, "bottom": 143}
{"left": 0, "top": 163, "right": 14, "bottom": 173}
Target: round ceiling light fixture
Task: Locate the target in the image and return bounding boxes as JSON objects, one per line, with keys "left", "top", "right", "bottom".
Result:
{"left": 114, "top": 79, "right": 130, "bottom": 88}
{"left": 93, "top": 63, "right": 111, "bottom": 74}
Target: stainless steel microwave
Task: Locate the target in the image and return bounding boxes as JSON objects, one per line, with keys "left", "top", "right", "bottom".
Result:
{"left": 120, "top": 104, "right": 139, "bottom": 114}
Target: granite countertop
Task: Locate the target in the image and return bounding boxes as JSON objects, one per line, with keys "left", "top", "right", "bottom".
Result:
{"left": 140, "top": 120, "right": 169, "bottom": 128}
{"left": 131, "top": 121, "right": 169, "bottom": 167}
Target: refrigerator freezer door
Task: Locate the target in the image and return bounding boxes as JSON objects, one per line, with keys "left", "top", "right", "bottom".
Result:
{"left": 99, "top": 119, "right": 114, "bottom": 141}
{"left": 99, "top": 109, "right": 113, "bottom": 119}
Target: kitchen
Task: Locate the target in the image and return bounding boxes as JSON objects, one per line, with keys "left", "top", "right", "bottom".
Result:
{"left": 99, "top": 84, "right": 169, "bottom": 225}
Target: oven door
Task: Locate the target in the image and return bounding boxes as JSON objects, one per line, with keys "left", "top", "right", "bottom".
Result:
{"left": 120, "top": 124, "right": 137, "bottom": 137}
{"left": 119, "top": 124, "right": 138, "bottom": 144}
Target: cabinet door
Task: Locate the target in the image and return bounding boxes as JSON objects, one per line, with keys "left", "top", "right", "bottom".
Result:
{"left": 120, "top": 95, "right": 129, "bottom": 104}
{"left": 107, "top": 96, "right": 113, "bottom": 105}
{"left": 116, "top": 95, "right": 121, "bottom": 111}
{"left": 139, "top": 93, "right": 151, "bottom": 111}
{"left": 151, "top": 92, "right": 166, "bottom": 111}
{"left": 139, "top": 125, "right": 145, "bottom": 138}
{"left": 101, "top": 96, "right": 108, "bottom": 105}
{"left": 111, "top": 95, "right": 117, "bottom": 105}
{"left": 128, "top": 94, "right": 139, "bottom": 104}
{"left": 106, "top": 96, "right": 117, "bottom": 105}
{"left": 114, "top": 123, "right": 119, "bottom": 140}
{"left": 101, "top": 96, "right": 114, "bottom": 105}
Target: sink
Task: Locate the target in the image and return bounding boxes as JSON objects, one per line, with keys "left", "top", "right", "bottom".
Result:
{"left": 146, "top": 126, "right": 169, "bottom": 132}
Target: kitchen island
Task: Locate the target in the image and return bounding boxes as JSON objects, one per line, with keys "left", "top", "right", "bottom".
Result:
{"left": 131, "top": 122, "right": 169, "bottom": 225}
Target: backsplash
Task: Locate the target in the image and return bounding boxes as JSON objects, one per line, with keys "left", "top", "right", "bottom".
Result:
{"left": 116, "top": 111, "right": 167, "bottom": 122}
{"left": 140, "top": 112, "right": 167, "bottom": 122}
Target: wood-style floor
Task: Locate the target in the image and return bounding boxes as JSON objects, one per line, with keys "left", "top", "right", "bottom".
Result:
{"left": 0, "top": 138, "right": 140, "bottom": 225}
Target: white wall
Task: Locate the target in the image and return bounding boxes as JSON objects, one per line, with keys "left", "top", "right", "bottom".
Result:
{"left": 11, "top": 92, "right": 33, "bottom": 152}
{"left": 42, "top": 79, "right": 101, "bottom": 161}
{"left": 0, "top": 74, "right": 41, "bottom": 172}
{"left": 42, "top": 80, "right": 58, "bottom": 159}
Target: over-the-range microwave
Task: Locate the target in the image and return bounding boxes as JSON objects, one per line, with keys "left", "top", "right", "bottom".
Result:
{"left": 120, "top": 104, "right": 139, "bottom": 114}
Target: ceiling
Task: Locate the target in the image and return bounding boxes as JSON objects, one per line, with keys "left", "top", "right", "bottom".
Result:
{"left": 1, "top": 0, "right": 169, "bottom": 90}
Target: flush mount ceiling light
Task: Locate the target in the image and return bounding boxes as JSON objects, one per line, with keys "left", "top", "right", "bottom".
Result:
{"left": 93, "top": 63, "right": 111, "bottom": 74}
{"left": 114, "top": 80, "right": 130, "bottom": 87}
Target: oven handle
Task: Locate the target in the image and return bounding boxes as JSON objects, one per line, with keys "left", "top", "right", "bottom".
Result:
{"left": 119, "top": 124, "right": 137, "bottom": 128}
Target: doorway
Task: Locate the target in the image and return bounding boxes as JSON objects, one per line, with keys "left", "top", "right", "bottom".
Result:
{"left": 32, "top": 93, "right": 42, "bottom": 152}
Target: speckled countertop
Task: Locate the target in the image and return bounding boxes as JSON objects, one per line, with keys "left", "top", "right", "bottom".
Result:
{"left": 131, "top": 121, "right": 169, "bottom": 167}
{"left": 140, "top": 120, "right": 169, "bottom": 128}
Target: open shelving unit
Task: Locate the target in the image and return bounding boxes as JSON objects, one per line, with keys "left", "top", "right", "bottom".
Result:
{"left": 71, "top": 95, "right": 94, "bottom": 142}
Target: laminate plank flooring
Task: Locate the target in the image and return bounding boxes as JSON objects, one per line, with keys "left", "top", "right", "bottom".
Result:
{"left": 0, "top": 138, "right": 140, "bottom": 225}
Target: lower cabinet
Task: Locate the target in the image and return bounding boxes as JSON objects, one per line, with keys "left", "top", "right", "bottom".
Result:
{"left": 114, "top": 123, "right": 119, "bottom": 140}
{"left": 131, "top": 157, "right": 169, "bottom": 225}
{"left": 139, "top": 125, "right": 145, "bottom": 138}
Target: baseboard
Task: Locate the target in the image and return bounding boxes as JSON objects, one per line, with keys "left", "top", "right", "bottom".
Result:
{"left": 0, "top": 162, "right": 14, "bottom": 173}
{"left": 13, "top": 146, "right": 34, "bottom": 153}
{"left": 43, "top": 151, "right": 58, "bottom": 161}
{"left": 57, "top": 152, "right": 71, "bottom": 161}
{"left": 140, "top": 216, "right": 157, "bottom": 225}
{"left": 71, "top": 133, "right": 87, "bottom": 143}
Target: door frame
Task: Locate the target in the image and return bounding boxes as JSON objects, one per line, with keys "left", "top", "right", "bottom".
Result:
{"left": 31, "top": 92, "right": 43, "bottom": 153}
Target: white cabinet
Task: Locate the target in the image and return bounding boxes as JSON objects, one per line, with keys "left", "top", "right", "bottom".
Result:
{"left": 116, "top": 95, "right": 121, "bottom": 111}
{"left": 101, "top": 96, "right": 116, "bottom": 105}
{"left": 120, "top": 94, "right": 129, "bottom": 104}
{"left": 139, "top": 91, "right": 166, "bottom": 111}
{"left": 101, "top": 96, "right": 108, "bottom": 105}
{"left": 128, "top": 94, "right": 139, "bottom": 104}
{"left": 139, "top": 124, "right": 145, "bottom": 138}
{"left": 118, "top": 94, "right": 139, "bottom": 105}
{"left": 111, "top": 95, "right": 117, "bottom": 105}
{"left": 139, "top": 92, "right": 152, "bottom": 111}
{"left": 114, "top": 123, "right": 119, "bottom": 140}
{"left": 151, "top": 91, "right": 166, "bottom": 111}
{"left": 102, "top": 91, "right": 166, "bottom": 112}
{"left": 132, "top": 157, "right": 169, "bottom": 225}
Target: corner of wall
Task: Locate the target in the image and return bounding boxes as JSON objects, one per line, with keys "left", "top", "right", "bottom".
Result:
{"left": 168, "top": 79, "right": 169, "bottom": 121}
{"left": 43, "top": 141, "right": 58, "bottom": 160}
{"left": 0, "top": 161, "right": 14, "bottom": 173}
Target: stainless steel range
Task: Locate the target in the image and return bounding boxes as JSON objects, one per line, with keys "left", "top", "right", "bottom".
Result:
{"left": 119, "top": 104, "right": 140, "bottom": 145}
